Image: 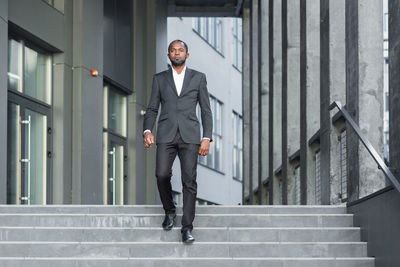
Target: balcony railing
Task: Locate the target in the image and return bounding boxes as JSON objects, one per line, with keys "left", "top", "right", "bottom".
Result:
{"left": 329, "top": 101, "right": 400, "bottom": 195}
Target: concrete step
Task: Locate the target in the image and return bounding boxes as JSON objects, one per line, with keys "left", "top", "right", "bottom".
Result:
{"left": 0, "top": 214, "right": 353, "bottom": 227}
{"left": 0, "top": 205, "right": 372, "bottom": 266}
{"left": 0, "top": 257, "right": 375, "bottom": 267}
{"left": 0, "top": 242, "right": 368, "bottom": 258}
{"left": 0, "top": 205, "right": 347, "bottom": 214}
{"left": 0, "top": 227, "right": 361, "bottom": 242}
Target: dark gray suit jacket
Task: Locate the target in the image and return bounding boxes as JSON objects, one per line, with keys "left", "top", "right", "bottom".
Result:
{"left": 143, "top": 67, "right": 213, "bottom": 145}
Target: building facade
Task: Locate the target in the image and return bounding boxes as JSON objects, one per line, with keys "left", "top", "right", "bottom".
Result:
{"left": 1, "top": 0, "right": 165, "bottom": 205}
{"left": 0, "top": 0, "right": 243, "bottom": 205}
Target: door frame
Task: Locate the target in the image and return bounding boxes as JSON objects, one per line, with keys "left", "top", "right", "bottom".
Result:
{"left": 105, "top": 130, "right": 127, "bottom": 205}
{"left": 7, "top": 90, "right": 53, "bottom": 204}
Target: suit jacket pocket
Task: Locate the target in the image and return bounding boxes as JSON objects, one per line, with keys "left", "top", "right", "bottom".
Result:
{"left": 158, "top": 113, "right": 168, "bottom": 122}
{"left": 188, "top": 116, "right": 199, "bottom": 123}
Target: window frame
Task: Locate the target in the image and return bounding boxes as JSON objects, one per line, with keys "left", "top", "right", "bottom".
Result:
{"left": 8, "top": 36, "right": 53, "bottom": 106}
{"left": 232, "top": 111, "right": 243, "bottom": 181}
{"left": 232, "top": 18, "right": 243, "bottom": 72}
{"left": 197, "top": 95, "right": 224, "bottom": 173}
{"left": 7, "top": 35, "right": 54, "bottom": 204}
{"left": 193, "top": 17, "right": 224, "bottom": 56}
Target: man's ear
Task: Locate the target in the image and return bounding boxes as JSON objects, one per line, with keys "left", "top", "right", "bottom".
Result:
{"left": 186, "top": 53, "right": 190, "bottom": 59}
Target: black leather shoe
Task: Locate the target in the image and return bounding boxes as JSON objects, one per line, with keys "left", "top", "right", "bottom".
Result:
{"left": 181, "top": 229, "right": 195, "bottom": 243}
{"left": 162, "top": 213, "right": 176, "bottom": 230}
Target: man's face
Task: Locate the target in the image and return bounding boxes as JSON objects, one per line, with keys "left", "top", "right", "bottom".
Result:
{"left": 168, "top": 41, "right": 189, "bottom": 66}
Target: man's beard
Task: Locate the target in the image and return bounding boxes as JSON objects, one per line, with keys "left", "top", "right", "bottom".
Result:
{"left": 171, "top": 58, "right": 186, "bottom": 66}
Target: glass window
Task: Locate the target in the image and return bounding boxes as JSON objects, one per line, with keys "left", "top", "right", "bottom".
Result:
{"left": 8, "top": 38, "right": 52, "bottom": 104}
{"left": 8, "top": 39, "right": 22, "bottom": 92}
{"left": 42, "top": 0, "right": 65, "bottom": 13}
{"left": 24, "top": 45, "right": 52, "bottom": 103}
{"left": 232, "top": 112, "right": 243, "bottom": 181}
{"left": 197, "top": 95, "right": 223, "bottom": 172}
{"left": 200, "top": 17, "right": 207, "bottom": 38}
{"left": 193, "top": 17, "right": 223, "bottom": 54}
{"left": 208, "top": 18, "right": 215, "bottom": 47}
{"left": 104, "top": 84, "right": 127, "bottom": 137}
{"left": 193, "top": 18, "right": 199, "bottom": 32}
{"left": 232, "top": 18, "right": 243, "bottom": 71}
{"left": 216, "top": 18, "right": 223, "bottom": 53}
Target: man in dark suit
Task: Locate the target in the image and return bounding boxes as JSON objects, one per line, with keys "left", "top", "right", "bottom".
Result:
{"left": 143, "top": 40, "right": 213, "bottom": 243}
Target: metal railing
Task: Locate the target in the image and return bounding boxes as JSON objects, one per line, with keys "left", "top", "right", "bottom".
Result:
{"left": 329, "top": 101, "right": 400, "bottom": 194}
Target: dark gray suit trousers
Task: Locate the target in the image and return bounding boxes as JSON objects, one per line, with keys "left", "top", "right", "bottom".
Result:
{"left": 156, "top": 128, "right": 199, "bottom": 233}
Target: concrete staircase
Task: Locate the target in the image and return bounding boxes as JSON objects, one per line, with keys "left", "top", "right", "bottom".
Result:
{"left": 0, "top": 205, "right": 373, "bottom": 267}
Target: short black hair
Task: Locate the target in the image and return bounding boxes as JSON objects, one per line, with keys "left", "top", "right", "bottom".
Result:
{"left": 168, "top": 40, "right": 189, "bottom": 53}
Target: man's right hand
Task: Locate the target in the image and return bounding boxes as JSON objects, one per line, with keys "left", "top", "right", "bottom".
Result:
{"left": 143, "top": 132, "right": 155, "bottom": 148}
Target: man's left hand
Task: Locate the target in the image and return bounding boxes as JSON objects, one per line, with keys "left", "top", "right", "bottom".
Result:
{"left": 198, "top": 139, "right": 210, "bottom": 156}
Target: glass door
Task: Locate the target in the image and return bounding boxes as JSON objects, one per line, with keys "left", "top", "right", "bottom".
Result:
{"left": 7, "top": 101, "right": 49, "bottom": 204}
{"left": 103, "top": 82, "right": 127, "bottom": 205}
{"left": 8, "top": 102, "right": 21, "bottom": 204}
{"left": 106, "top": 135, "right": 127, "bottom": 205}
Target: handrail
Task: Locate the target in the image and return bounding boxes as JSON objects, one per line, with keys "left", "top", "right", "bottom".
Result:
{"left": 329, "top": 101, "right": 400, "bottom": 194}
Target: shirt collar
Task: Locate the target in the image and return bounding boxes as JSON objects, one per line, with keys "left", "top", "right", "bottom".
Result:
{"left": 172, "top": 65, "right": 187, "bottom": 75}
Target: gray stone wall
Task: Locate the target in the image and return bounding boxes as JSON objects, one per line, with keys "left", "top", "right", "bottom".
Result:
{"left": 272, "top": 0, "right": 282, "bottom": 205}
{"left": 260, "top": 0, "right": 270, "bottom": 204}
{"left": 243, "top": 0, "right": 386, "bottom": 205}
{"left": 243, "top": 7, "right": 252, "bottom": 203}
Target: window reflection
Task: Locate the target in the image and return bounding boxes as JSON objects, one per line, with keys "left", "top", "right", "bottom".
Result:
{"left": 104, "top": 85, "right": 127, "bottom": 137}
{"left": 8, "top": 38, "right": 52, "bottom": 104}
{"left": 8, "top": 39, "right": 22, "bottom": 92}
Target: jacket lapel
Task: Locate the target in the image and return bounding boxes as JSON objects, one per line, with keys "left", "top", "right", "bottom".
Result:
{"left": 165, "top": 68, "right": 178, "bottom": 97}
{"left": 180, "top": 68, "right": 194, "bottom": 96}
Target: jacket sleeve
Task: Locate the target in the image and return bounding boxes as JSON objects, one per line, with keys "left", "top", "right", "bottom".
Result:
{"left": 198, "top": 73, "right": 213, "bottom": 142}
{"left": 143, "top": 75, "right": 160, "bottom": 134}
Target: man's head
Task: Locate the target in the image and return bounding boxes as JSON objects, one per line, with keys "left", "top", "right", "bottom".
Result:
{"left": 168, "top": 40, "right": 189, "bottom": 67}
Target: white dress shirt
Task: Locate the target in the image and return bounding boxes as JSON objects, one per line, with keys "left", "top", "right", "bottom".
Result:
{"left": 144, "top": 66, "right": 210, "bottom": 141}
{"left": 172, "top": 65, "right": 186, "bottom": 96}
